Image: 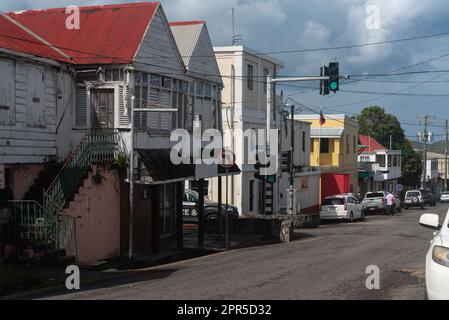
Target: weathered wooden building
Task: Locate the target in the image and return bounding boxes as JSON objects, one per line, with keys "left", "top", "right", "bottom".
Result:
{"left": 0, "top": 12, "right": 74, "bottom": 203}
{"left": 0, "top": 2, "right": 228, "bottom": 263}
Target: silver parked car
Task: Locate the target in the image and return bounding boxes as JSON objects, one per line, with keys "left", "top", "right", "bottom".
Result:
{"left": 440, "top": 191, "right": 449, "bottom": 203}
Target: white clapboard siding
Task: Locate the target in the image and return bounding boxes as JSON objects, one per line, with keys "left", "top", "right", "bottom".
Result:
{"left": 0, "top": 58, "right": 68, "bottom": 164}
{"left": 0, "top": 60, "right": 15, "bottom": 124}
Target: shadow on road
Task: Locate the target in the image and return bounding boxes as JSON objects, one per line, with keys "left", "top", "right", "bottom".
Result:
{"left": 7, "top": 268, "right": 178, "bottom": 300}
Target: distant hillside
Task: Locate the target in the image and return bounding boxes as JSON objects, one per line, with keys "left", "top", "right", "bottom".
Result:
{"left": 411, "top": 140, "right": 447, "bottom": 154}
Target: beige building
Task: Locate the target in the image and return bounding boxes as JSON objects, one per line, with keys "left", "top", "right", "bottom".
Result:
{"left": 209, "top": 46, "right": 284, "bottom": 216}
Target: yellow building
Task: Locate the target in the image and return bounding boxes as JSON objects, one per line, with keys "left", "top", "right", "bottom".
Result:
{"left": 294, "top": 114, "right": 359, "bottom": 200}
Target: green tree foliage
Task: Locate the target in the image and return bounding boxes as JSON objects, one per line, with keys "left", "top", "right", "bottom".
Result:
{"left": 358, "top": 106, "right": 422, "bottom": 187}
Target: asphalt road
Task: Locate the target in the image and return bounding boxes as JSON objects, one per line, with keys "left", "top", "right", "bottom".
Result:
{"left": 34, "top": 204, "right": 449, "bottom": 300}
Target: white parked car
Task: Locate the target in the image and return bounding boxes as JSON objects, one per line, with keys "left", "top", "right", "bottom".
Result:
{"left": 320, "top": 194, "right": 365, "bottom": 222}
{"left": 441, "top": 192, "right": 449, "bottom": 203}
{"left": 420, "top": 210, "right": 449, "bottom": 300}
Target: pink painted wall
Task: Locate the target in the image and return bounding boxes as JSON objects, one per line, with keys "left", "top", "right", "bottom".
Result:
{"left": 65, "top": 166, "right": 121, "bottom": 264}
{"left": 12, "top": 164, "right": 43, "bottom": 200}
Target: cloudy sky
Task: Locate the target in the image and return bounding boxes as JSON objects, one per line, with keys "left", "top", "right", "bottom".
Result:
{"left": 3, "top": 0, "right": 449, "bottom": 140}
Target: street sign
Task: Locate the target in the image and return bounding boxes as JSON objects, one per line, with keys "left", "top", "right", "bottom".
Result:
{"left": 218, "top": 148, "right": 235, "bottom": 169}
{"left": 0, "top": 165, "right": 4, "bottom": 190}
{"left": 396, "top": 184, "right": 404, "bottom": 192}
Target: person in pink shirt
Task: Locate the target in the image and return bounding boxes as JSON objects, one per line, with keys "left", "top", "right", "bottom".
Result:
{"left": 386, "top": 193, "right": 395, "bottom": 216}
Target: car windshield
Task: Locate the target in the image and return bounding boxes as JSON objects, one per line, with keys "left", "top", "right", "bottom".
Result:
{"left": 188, "top": 190, "right": 214, "bottom": 204}
{"left": 406, "top": 191, "right": 420, "bottom": 197}
{"left": 323, "top": 198, "right": 344, "bottom": 206}
{"left": 365, "top": 192, "right": 384, "bottom": 198}
{"left": 442, "top": 192, "right": 449, "bottom": 195}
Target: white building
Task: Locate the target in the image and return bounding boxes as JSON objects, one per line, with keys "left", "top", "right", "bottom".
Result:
{"left": 209, "top": 46, "right": 319, "bottom": 219}
{"left": 208, "top": 46, "right": 284, "bottom": 216}
{"left": 358, "top": 135, "right": 402, "bottom": 196}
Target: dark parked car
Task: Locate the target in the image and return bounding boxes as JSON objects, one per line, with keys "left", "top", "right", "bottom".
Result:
{"left": 420, "top": 189, "right": 437, "bottom": 206}
{"left": 183, "top": 189, "right": 238, "bottom": 223}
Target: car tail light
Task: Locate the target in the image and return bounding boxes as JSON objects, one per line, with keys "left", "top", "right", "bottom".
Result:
{"left": 381, "top": 198, "right": 385, "bottom": 205}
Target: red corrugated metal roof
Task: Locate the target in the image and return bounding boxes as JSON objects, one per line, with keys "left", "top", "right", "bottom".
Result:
{"left": 0, "top": 14, "right": 71, "bottom": 62}
{"left": 359, "top": 135, "right": 387, "bottom": 153}
{"left": 169, "top": 20, "right": 205, "bottom": 26}
{"left": 8, "top": 2, "right": 160, "bottom": 65}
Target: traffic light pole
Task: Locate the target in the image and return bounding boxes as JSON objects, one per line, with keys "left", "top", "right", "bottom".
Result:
{"left": 289, "top": 104, "right": 295, "bottom": 215}
{"left": 266, "top": 74, "right": 349, "bottom": 216}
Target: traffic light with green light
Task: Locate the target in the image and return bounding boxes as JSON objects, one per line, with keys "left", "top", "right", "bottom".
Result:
{"left": 328, "top": 62, "right": 339, "bottom": 93}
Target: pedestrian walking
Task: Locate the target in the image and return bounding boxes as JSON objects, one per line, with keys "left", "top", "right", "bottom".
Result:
{"left": 386, "top": 193, "right": 395, "bottom": 216}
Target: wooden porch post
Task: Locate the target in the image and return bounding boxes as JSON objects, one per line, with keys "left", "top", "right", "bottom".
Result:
{"left": 176, "top": 182, "right": 184, "bottom": 250}
{"left": 151, "top": 185, "right": 160, "bottom": 254}
{"left": 198, "top": 179, "right": 205, "bottom": 247}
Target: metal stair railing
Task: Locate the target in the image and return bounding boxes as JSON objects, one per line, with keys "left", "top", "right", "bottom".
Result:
{"left": 44, "top": 129, "right": 123, "bottom": 212}
{"left": 2, "top": 129, "right": 125, "bottom": 259}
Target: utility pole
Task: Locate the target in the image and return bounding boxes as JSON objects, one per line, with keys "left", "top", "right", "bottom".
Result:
{"left": 422, "top": 116, "right": 428, "bottom": 189}
{"left": 418, "top": 115, "right": 435, "bottom": 189}
{"left": 128, "top": 95, "right": 135, "bottom": 260}
{"left": 289, "top": 103, "right": 295, "bottom": 215}
{"left": 445, "top": 119, "right": 448, "bottom": 191}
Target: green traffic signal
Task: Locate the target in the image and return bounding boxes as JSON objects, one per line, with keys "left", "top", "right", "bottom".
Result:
{"left": 329, "top": 81, "right": 338, "bottom": 91}
{"left": 266, "top": 175, "right": 276, "bottom": 184}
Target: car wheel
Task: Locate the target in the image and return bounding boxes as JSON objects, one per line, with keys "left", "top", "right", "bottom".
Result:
{"left": 361, "top": 210, "right": 366, "bottom": 221}
{"left": 348, "top": 212, "right": 354, "bottom": 223}
{"left": 405, "top": 206, "right": 409, "bottom": 210}
{"left": 205, "top": 214, "right": 218, "bottom": 221}
{"left": 420, "top": 204, "right": 425, "bottom": 210}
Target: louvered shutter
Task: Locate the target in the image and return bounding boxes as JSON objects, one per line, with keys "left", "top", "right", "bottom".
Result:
{"left": 75, "top": 85, "right": 87, "bottom": 127}
{"left": 203, "top": 98, "right": 212, "bottom": 130}
{"left": 141, "top": 86, "right": 148, "bottom": 128}
{"left": 119, "top": 85, "right": 130, "bottom": 127}
{"left": 160, "top": 90, "right": 171, "bottom": 130}
{"left": 148, "top": 88, "right": 159, "bottom": 130}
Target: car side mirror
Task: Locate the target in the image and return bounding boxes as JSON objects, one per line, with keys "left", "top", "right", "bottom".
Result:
{"left": 419, "top": 214, "right": 441, "bottom": 230}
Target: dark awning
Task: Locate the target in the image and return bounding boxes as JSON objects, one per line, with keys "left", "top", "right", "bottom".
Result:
{"left": 218, "top": 163, "right": 241, "bottom": 176}
{"left": 137, "top": 149, "right": 195, "bottom": 183}
{"left": 136, "top": 149, "right": 241, "bottom": 183}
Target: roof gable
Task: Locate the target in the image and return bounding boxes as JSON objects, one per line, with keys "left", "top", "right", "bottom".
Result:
{"left": 170, "top": 21, "right": 222, "bottom": 85}
{"left": 359, "top": 135, "right": 387, "bottom": 153}
{"left": 8, "top": 2, "right": 159, "bottom": 65}
{"left": 133, "top": 5, "right": 186, "bottom": 75}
